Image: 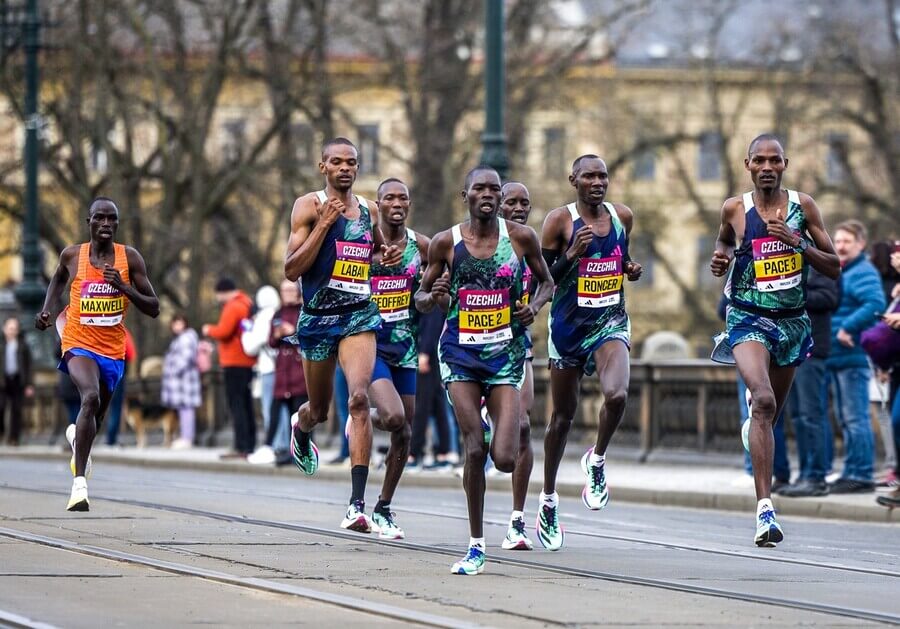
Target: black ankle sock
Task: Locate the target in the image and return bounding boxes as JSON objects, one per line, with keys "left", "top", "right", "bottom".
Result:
{"left": 374, "top": 499, "right": 390, "bottom": 514}
{"left": 350, "top": 465, "right": 368, "bottom": 504}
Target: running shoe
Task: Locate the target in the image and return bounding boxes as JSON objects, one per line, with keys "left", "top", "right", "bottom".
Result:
{"left": 65, "top": 424, "right": 92, "bottom": 478}
{"left": 536, "top": 503, "right": 564, "bottom": 550}
{"left": 754, "top": 506, "right": 784, "bottom": 547}
{"left": 502, "top": 517, "right": 533, "bottom": 550}
{"left": 580, "top": 448, "right": 609, "bottom": 510}
{"left": 372, "top": 508, "right": 405, "bottom": 540}
{"left": 340, "top": 500, "right": 372, "bottom": 533}
{"left": 66, "top": 478, "right": 89, "bottom": 512}
{"left": 480, "top": 406, "right": 492, "bottom": 445}
{"left": 290, "top": 412, "right": 318, "bottom": 476}
{"left": 451, "top": 545, "right": 485, "bottom": 575}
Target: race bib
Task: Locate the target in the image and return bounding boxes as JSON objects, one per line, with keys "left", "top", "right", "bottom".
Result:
{"left": 752, "top": 237, "right": 802, "bottom": 292}
{"left": 458, "top": 288, "right": 512, "bottom": 345}
{"left": 520, "top": 265, "right": 532, "bottom": 306}
{"left": 577, "top": 256, "right": 623, "bottom": 308}
{"left": 328, "top": 241, "right": 372, "bottom": 295}
{"left": 371, "top": 275, "right": 412, "bottom": 322}
{"left": 79, "top": 280, "right": 125, "bottom": 326}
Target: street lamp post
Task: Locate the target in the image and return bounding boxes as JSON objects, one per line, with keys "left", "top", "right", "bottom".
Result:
{"left": 479, "top": 0, "right": 509, "bottom": 180}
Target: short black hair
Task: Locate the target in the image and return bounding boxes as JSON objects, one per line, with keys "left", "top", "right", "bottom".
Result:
{"left": 214, "top": 277, "right": 237, "bottom": 292}
{"left": 88, "top": 196, "right": 118, "bottom": 215}
{"left": 748, "top": 133, "right": 785, "bottom": 157}
{"left": 501, "top": 181, "right": 529, "bottom": 199}
{"left": 571, "top": 154, "right": 601, "bottom": 174}
{"left": 321, "top": 137, "right": 358, "bottom": 160}
{"left": 464, "top": 165, "right": 500, "bottom": 190}
{"left": 377, "top": 177, "right": 408, "bottom": 199}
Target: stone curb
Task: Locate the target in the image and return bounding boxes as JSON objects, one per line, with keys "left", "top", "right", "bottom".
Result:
{"left": 3, "top": 450, "right": 896, "bottom": 524}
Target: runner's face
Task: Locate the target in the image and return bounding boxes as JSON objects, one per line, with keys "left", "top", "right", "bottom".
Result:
{"left": 319, "top": 145, "right": 358, "bottom": 191}
{"left": 833, "top": 229, "right": 864, "bottom": 264}
{"left": 87, "top": 203, "right": 119, "bottom": 242}
{"left": 571, "top": 159, "right": 608, "bottom": 205}
{"left": 465, "top": 170, "right": 502, "bottom": 220}
{"left": 500, "top": 184, "right": 531, "bottom": 225}
{"left": 745, "top": 141, "right": 787, "bottom": 192}
{"left": 378, "top": 182, "right": 410, "bottom": 228}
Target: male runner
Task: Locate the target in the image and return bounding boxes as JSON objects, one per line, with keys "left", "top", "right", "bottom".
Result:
{"left": 417, "top": 166, "right": 553, "bottom": 575}
{"left": 36, "top": 197, "right": 159, "bottom": 511}
{"left": 496, "top": 181, "right": 537, "bottom": 550}
{"left": 366, "top": 178, "right": 431, "bottom": 539}
{"left": 711, "top": 134, "right": 839, "bottom": 546}
{"left": 538, "top": 155, "right": 642, "bottom": 550}
{"left": 284, "top": 138, "right": 400, "bottom": 532}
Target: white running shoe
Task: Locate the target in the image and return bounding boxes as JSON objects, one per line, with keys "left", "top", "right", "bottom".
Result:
{"left": 580, "top": 448, "right": 609, "bottom": 510}
{"left": 501, "top": 517, "right": 533, "bottom": 550}
{"left": 755, "top": 506, "right": 784, "bottom": 547}
{"left": 372, "top": 509, "right": 405, "bottom": 540}
{"left": 67, "top": 477, "right": 89, "bottom": 512}
{"left": 247, "top": 445, "right": 276, "bottom": 465}
{"left": 451, "top": 545, "right": 485, "bottom": 575}
{"left": 340, "top": 500, "right": 372, "bottom": 534}
{"left": 65, "top": 424, "right": 92, "bottom": 478}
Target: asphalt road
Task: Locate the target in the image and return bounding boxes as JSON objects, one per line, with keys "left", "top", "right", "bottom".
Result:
{"left": 1, "top": 458, "right": 898, "bottom": 628}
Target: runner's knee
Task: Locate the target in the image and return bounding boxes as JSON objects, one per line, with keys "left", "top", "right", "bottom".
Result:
{"left": 519, "top": 418, "right": 532, "bottom": 445}
{"left": 383, "top": 410, "right": 406, "bottom": 433}
{"left": 347, "top": 390, "right": 370, "bottom": 415}
{"left": 80, "top": 391, "right": 101, "bottom": 415}
{"left": 603, "top": 388, "right": 628, "bottom": 415}
{"left": 462, "top": 433, "right": 488, "bottom": 463}
{"left": 749, "top": 388, "right": 776, "bottom": 420}
{"left": 492, "top": 447, "right": 516, "bottom": 473}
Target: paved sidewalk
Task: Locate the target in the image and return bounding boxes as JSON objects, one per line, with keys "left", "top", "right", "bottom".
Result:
{"left": 3, "top": 441, "right": 896, "bottom": 524}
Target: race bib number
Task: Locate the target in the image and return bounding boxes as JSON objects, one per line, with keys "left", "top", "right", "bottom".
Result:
{"left": 752, "top": 237, "right": 802, "bottom": 292}
{"left": 79, "top": 280, "right": 125, "bottom": 326}
{"left": 371, "top": 275, "right": 412, "bottom": 322}
{"left": 328, "top": 241, "right": 372, "bottom": 295}
{"left": 520, "top": 265, "right": 532, "bottom": 306}
{"left": 577, "top": 256, "right": 623, "bottom": 308}
{"left": 458, "top": 288, "right": 512, "bottom": 345}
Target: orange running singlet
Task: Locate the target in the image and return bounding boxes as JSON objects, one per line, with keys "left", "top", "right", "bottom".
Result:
{"left": 61, "top": 243, "right": 130, "bottom": 359}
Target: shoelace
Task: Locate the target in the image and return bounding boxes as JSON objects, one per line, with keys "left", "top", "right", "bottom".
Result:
{"left": 511, "top": 518, "right": 526, "bottom": 535}
{"left": 590, "top": 463, "right": 605, "bottom": 491}
{"left": 759, "top": 508, "right": 777, "bottom": 525}
{"left": 350, "top": 500, "right": 366, "bottom": 515}
{"left": 376, "top": 510, "right": 396, "bottom": 525}
{"left": 542, "top": 505, "right": 558, "bottom": 530}
{"left": 465, "top": 546, "right": 484, "bottom": 562}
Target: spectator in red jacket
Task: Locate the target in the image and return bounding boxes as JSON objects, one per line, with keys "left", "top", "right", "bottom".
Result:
{"left": 202, "top": 277, "right": 256, "bottom": 457}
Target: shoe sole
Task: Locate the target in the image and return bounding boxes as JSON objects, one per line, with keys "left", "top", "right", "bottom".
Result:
{"left": 535, "top": 514, "right": 564, "bottom": 551}
{"left": 341, "top": 516, "right": 372, "bottom": 534}
{"left": 501, "top": 540, "right": 533, "bottom": 550}
{"left": 290, "top": 434, "right": 319, "bottom": 476}
{"left": 580, "top": 449, "right": 609, "bottom": 511}
{"left": 451, "top": 564, "right": 485, "bottom": 575}
{"left": 67, "top": 498, "right": 89, "bottom": 512}
{"left": 755, "top": 525, "right": 784, "bottom": 547}
{"left": 876, "top": 496, "right": 900, "bottom": 508}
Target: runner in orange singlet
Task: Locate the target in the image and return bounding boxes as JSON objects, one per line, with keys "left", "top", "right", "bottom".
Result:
{"left": 36, "top": 197, "right": 159, "bottom": 511}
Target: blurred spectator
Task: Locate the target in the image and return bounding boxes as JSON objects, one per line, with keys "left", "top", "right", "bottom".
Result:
{"left": 0, "top": 317, "right": 32, "bottom": 445}
{"left": 203, "top": 277, "right": 256, "bottom": 457}
{"left": 250, "top": 280, "right": 305, "bottom": 465}
{"left": 105, "top": 327, "right": 136, "bottom": 446}
{"left": 329, "top": 366, "right": 350, "bottom": 465}
{"left": 241, "top": 285, "right": 280, "bottom": 448}
{"left": 875, "top": 243, "right": 900, "bottom": 507}
{"left": 779, "top": 268, "right": 841, "bottom": 497}
{"left": 410, "top": 308, "right": 452, "bottom": 470}
{"left": 871, "top": 240, "right": 900, "bottom": 486}
{"left": 827, "top": 221, "right": 885, "bottom": 493}
{"left": 161, "top": 314, "right": 201, "bottom": 449}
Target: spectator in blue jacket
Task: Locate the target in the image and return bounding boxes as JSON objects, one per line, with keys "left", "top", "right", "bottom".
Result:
{"left": 827, "top": 220, "right": 885, "bottom": 493}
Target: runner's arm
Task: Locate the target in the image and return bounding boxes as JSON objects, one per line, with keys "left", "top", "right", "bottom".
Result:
{"left": 35, "top": 246, "right": 76, "bottom": 330}
{"left": 711, "top": 199, "right": 738, "bottom": 277}
{"left": 517, "top": 226, "right": 554, "bottom": 314}
{"left": 415, "top": 231, "right": 451, "bottom": 313}
{"left": 616, "top": 204, "right": 643, "bottom": 281}
{"left": 121, "top": 247, "right": 160, "bottom": 318}
{"left": 541, "top": 208, "right": 576, "bottom": 283}
{"left": 284, "top": 194, "right": 332, "bottom": 281}
{"left": 798, "top": 194, "right": 840, "bottom": 280}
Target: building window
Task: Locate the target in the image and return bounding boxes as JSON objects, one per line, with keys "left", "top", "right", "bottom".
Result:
{"left": 222, "top": 119, "right": 246, "bottom": 163}
{"left": 697, "top": 131, "right": 722, "bottom": 181}
{"left": 628, "top": 234, "right": 654, "bottom": 287}
{"left": 543, "top": 127, "right": 566, "bottom": 178}
{"left": 357, "top": 124, "right": 379, "bottom": 175}
{"left": 292, "top": 123, "right": 314, "bottom": 168}
{"left": 632, "top": 149, "right": 655, "bottom": 181}
{"left": 826, "top": 133, "right": 848, "bottom": 184}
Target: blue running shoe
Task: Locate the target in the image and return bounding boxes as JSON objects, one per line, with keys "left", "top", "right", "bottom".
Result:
{"left": 451, "top": 545, "right": 485, "bottom": 575}
{"left": 290, "top": 412, "right": 319, "bottom": 476}
{"left": 580, "top": 448, "right": 609, "bottom": 510}
{"left": 754, "top": 507, "right": 784, "bottom": 547}
{"left": 536, "top": 503, "right": 564, "bottom": 551}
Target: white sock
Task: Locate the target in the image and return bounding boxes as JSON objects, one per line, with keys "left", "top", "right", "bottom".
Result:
{"left": 757, "top": 498, "right": 774, "bottom": 516}
{"left": 540, "top": 491, "right": 558, "bottom": 508}
{"left": 469, "top": 537, "right": 485, "bottom": 550}
{"left": 73, "top": 476, "right": 87, "bottom": 489}
{"left": 510, "top": 510, "right": 524, "bottom": 523}
{"left": 589, "top": 450, "right": 605, "bottom": 466}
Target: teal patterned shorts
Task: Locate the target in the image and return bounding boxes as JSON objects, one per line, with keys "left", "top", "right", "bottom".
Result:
{"left": 293, "top": 301, "right": 381, "bottom": 362}
{"left": 726, "top": 306, "right": 812, "bottom": 368}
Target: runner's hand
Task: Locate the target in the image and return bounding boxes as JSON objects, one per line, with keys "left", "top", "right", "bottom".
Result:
{"left": 710, "top": 251, "right": 732, "bottom": 277}
{"left": 431, "top": 271, "right": 451, "bottom": 310}
{"left": 317, "top": 197, "right": 344, "bottom": 226}
{"left": 625, "top": 261, "right": 643, "bottom": 281}
{"left": 103, "top": 264, "right": 126, "bottom": 290}
{"left": 381, "top": 244, "right": 402, "bottom": 267}
{"left": 565, "top": 225, "right": 593, "bottom": 260}
{"left": 766, "top": 209, "right": 799, "bottom": 247}
{"left": 513, "top": 300, "right": 535, "bottom": 326}
{"left": 34, "top": 310, "right": 51, "bottom": 330}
